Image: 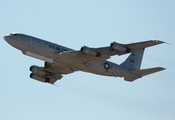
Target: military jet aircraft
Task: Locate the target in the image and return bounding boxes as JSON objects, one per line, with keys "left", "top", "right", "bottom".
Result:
{"left": 4, "top": 33, "right": 165, "bottom": 84}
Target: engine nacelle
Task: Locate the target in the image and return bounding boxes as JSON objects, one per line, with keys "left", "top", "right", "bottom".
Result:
{"left": 30, "top": 73, "right": 50, "bottom": 83}
{"left": 80, "top": 46, "right": 101, "bottom": 57}
{"left": 110, "top": 42, "right": 127, "bottom": 52}
{"left": 30, "top": 65, "right": 48, "bottom": 76}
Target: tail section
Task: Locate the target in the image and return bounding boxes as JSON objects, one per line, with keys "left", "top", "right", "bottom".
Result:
{"left": 120, "top": 49, "right": 144, "bottom": 70}
{"left": 120, "top": 43, "right": 165, "bottom": 81}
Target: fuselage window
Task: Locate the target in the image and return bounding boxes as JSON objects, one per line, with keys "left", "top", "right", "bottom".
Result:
{"left": 10, "top": 33, "right": 17, "bottom": 36}
{"left": 56, "top": 47, "right": 60, "bottom": 50}
{"left": 62, "top": 48, "right": 67, "bottom": 51}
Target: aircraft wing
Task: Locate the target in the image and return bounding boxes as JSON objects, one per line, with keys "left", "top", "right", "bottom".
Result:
{"left": 44, "top": 61, "right": 79, "bottom": 75}
{"left": 54, "top": 40, "right": 164, "bottom": 67}
{"left": 54, "top": 51, "right": 110, "bottom": 67}
{"left": 96, "top": 40, "right": 164, "bottom": 56}
{"left": 34, "top": 52, "right": 108, "bottom": 83}
{"left": 30, "top": 61, "right": 79, "bottom": 84}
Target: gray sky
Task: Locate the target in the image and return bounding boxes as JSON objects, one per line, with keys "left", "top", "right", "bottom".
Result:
{"left": 1, "top": 0, "right": 175, "bottom": 120}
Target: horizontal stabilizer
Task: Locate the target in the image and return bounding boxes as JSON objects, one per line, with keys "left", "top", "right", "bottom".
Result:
{"left": 131, "top": 67, "right": 165, "bottom": 77}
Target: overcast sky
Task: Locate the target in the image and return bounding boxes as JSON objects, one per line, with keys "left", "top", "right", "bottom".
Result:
{"left": 1, "top": 0, "right": 175, "bottom": 120}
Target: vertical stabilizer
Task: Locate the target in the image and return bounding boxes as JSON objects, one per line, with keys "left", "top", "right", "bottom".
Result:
{"left": 120, "top": 49, "right": 144, "bottom": 70}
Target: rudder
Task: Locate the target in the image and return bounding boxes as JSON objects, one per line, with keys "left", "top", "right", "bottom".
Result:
{"left": 120, "top": 49, "right": 144, "bottom": 70}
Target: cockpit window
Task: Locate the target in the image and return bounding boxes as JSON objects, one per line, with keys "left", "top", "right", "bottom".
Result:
{"left": 10, "top": 33, "right": 17, "bottom": 36}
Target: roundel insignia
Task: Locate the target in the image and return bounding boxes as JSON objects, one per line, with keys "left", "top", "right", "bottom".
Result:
{"left": 104, "top": 63, "right": 110, "bottom": 70}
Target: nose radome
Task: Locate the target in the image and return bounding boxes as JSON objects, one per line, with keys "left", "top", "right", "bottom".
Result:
{"left": 3, "top": 35, "right": 11, "bottom": 43}
{"left": 3, "top": 36, "right": 7, "bottom": 40}
{"left": 4, "top": 36, "right": 8, "bottom": 41}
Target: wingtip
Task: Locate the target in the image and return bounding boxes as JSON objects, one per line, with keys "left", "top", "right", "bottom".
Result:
{"left": 158, "top": 67, "right": 166, "bottom": 71}
{"left": 152, "top": 40, "right": 165, "bottom": 44}
{"left": 152, "top": 40, "right": 173, "bottom": 46}
{"left": 162, "top": 67, "right": 166, "bottom": 70}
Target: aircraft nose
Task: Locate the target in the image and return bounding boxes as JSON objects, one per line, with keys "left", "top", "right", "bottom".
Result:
{"left": 3, "top": 35, "right": 8, "bottom": 41}
{"left": 3, "top": 36, "right": 8, "bottom": 41}
{"left": 3, "top": 35, "right": 12, "bottom": 43}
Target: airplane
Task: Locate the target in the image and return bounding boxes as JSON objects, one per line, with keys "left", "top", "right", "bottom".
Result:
{"left": 4, "top": 33, "right": 165, "bottom": 84}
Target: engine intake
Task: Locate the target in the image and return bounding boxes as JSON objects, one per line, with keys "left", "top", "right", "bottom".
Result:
{"left": 80, "top": 46, "right": 101, "bottom": 57}
{"left": 110, "top": 42, "right": 127, "bottom": 52}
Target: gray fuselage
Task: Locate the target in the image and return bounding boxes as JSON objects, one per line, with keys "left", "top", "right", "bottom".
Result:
{"left": 4, "top": 33, "right": 132, "bottom": 79}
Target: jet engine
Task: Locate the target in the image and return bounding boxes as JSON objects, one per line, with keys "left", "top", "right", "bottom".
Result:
{"left": 29, "top": 65, "right": 60, "bottom": 84}
{"left": 80, "top": 46, "right": 101, "bottom": 57}
{"left": 30, "top": 65, "right": 49, "bottom": 76}
{"left": 110, "top": 42, "right": 127, "bottom": 52}
{"left": 30, "top": 73, "right": 50, "bottom": 83}
{"left": 29, "top": 65, "right": 51, "bottom": 83}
